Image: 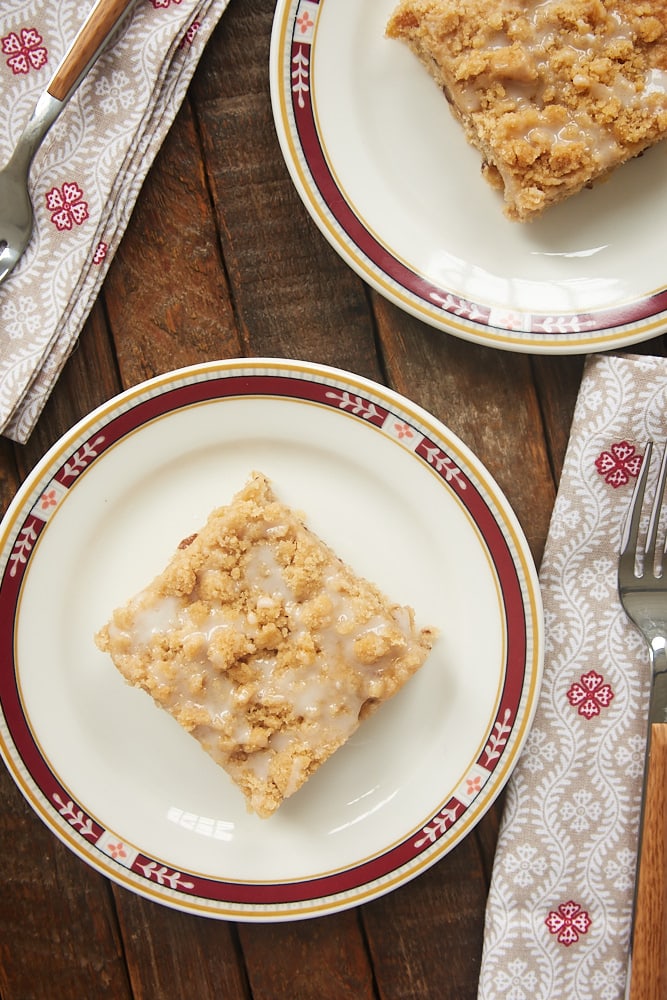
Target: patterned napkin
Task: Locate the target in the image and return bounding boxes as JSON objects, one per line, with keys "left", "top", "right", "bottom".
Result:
{"left": 478, "top": 352, "right": 667, "bottom": 1000}
{"left": 0, "top": 0, "right": 230, "bottom": 443}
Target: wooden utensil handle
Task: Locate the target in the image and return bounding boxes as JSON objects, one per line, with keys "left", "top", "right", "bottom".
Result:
{"left": 629, "top": 722, "right": 667, "bottom": 1000}
{"left": 47, "top": 0, "right": 135, "bottom": 103}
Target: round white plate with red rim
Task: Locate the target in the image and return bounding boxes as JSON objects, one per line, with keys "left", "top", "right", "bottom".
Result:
{"left": 0, "top": 359, "right": 543, "bottom": 920}
{"left": 269, "top": 0, "right": 667, "bottom": 354}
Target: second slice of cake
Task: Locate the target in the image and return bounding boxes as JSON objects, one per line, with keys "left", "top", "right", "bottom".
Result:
{"left": 387, "top": 0, "right": 667, "bottom": 220}
{"left": 95, "top": 472, "right": 437, "bottom": 818}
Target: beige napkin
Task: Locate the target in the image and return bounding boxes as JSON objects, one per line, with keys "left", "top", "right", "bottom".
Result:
{"left": 478, "top": 352, "right": 667, "bottom": 1000}
{"left": 0, "top": 0, "right": 230, "bottom": 443}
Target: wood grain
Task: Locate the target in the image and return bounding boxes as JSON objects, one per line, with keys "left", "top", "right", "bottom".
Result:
{"left": 238, "top": 913, "right": 376, "bottom": 1000}
{"left": 629, "top": 722, "right": 667, "bottom": 1000}
{"left": 531, "top": 354, "right": 584, "bottom": 482}
{"left": 48, "top": 0, "right": 136, "bottom": 102}
{"left": 363, "top": 835, "right": 489, "bottom": 1000}
{"left": 191, "top": 5, "right": 381, "bottom": 378}
{"left": 0, "top": 768, "right": 131, "bottom": 1000}
{"left": 113, "top": 887, "right": 250, "bottom": 1000}
{"left": 104, "top": 99, "right": 239, "bottom": 386}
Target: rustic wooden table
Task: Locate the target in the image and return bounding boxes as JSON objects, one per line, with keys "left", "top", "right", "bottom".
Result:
{"left": 1, "top": 1, "right": 664, "bottom": 997}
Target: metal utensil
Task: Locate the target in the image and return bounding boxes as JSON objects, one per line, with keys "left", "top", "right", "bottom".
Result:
{"left": 0, "top": 0, "right": 136, "bottom": 286}
{"left": 617, "top": 439, "right": 667, "bottom": 1000}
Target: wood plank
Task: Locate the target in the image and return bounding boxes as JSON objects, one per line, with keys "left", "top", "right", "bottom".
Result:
{"left": 238, "top": 912, "right": 376, "bottom": 1000}
{"left": 196, "top": 91, "right": 380, "bottom": 371}
{"left": 0, "top": 768, "right": 131, "bottom": 1000}
{"left": 628, "top": 722, "right": 667, "bottom": 1000}
{"left": 112, "top": 886, "right": 250, "bottom": 999}
{"left": 362, "top": 836, "right": 488, "bottom": 1000}
{"left": 103, "top": 97, "right": 240, "bottom": 387}
{"left": 530, "top": 354, "right": 585, "bottom": 483}
{"left": 192, "top": 2, "right": 380, "bottom": 377}
{"left": 473, "top": 797, "right": 505, "bottom": 886}
{"left": 190, "top": 0, "right": 269, "bottom": 104}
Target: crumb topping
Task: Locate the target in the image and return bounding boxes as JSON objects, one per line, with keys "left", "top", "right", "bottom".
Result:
{"left": 387, "top": 0, "right": 667, "bottom": 219}
{"left": 96, "top": 472, "right": 436, "bottom": 818}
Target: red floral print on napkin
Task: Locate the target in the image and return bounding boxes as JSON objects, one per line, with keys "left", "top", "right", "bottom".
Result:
{"left": 93, "top": 242, "right": 108, "bottom": 265}
{"left": 180, "top": 20, "right": 200, "bottom": 47}
{"left": 567, "top": 670, "right": 615, "bottom": 719}
{"left": 149, "top": 0, "right": 183, "bottom": 8}
{"left": 594, "top": 441, "right": 643, "bottom": 488}
{"left": 46, "top": 184, "right": 89, "bottom": 231}
{"left": 545, "top": 901, "right": 592, "bottom": 946}
{"left": 2, "top": 27, "right": 48, "bottom": 74}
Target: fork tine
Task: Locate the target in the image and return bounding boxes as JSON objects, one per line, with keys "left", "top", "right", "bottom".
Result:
{"left": 620, "top": 441, "right": 653, "bottom": 562}
{"left": 645, "top": 444, "right": 667, "bottom": 575}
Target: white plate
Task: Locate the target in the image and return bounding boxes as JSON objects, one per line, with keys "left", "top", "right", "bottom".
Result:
{"left": 0, "top": 359, "right": 543, "bottom": 919}
{"left": 270, "top": 0, "right": 667, "bottom": 354}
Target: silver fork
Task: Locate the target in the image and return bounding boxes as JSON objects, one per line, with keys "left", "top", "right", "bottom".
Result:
{"left": 0, "top": 0, "right": 136, "bottom": 286}
{"left": 617, "top": 440, "right": 667, "bottom": 1000}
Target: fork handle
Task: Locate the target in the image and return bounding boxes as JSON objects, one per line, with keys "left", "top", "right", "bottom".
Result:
{"left": 47, "top": 0, "right": 136, "bottom": 103}
{"left": 629, "top": 722, "right": 667, "bottom": 1000}
{"left": 7, "top": 0, "right": 137, "bottom": 176}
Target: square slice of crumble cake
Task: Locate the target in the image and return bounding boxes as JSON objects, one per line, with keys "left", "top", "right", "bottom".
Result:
{"left": 95, "top": 472, "right": 437, "bottom": 818}
{"left": 386, "top": 0, "right": 667, "bottom": 220}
